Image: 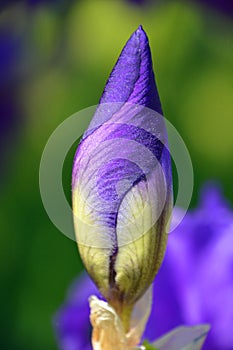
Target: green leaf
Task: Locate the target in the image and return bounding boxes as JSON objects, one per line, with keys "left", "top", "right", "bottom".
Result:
{"left": 143, "top": 340, "right": 159, "bottom": 350}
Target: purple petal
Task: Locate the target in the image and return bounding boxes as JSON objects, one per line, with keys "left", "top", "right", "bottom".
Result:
{"left": 99, "top": 25, "right": 160, "bottom": 107}
{"left": 72, "top": 26, "right": 172, "bottom": 304}
{"left": 82, "top": 25, "right": 162, "bottom": 140}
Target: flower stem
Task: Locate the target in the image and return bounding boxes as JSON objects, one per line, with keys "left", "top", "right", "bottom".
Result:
{"left": 109, "top": 299, "right": 133, "bottom": 332}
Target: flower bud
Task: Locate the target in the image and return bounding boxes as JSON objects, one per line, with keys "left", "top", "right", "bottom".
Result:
{"left": 72, "top": 25, "right": 172, "bottom": 330}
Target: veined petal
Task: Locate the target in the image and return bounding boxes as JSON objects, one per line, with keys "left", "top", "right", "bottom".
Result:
{"left": 99, "top": 25, "right": 162, "bottom": 111}
{"left": 81, "top": 25, "right": 162, "bottom": 141}
{"left": 72, "top": 103, "right": 172, "bottom": 308}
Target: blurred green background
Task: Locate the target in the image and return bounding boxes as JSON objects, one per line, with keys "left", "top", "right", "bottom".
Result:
{"left": 0, "top": 0, "right": 232, "bottom": 349}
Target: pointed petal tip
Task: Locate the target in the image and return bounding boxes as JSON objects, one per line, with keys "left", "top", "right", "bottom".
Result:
{"left": 133, "top": 25, "right": 148, "bottom": 44}
{"left": 90, "top": 24, "right": 162, "bottom": 115}
{"left": 136, "top": 24, "right": 144, "bottom": 34}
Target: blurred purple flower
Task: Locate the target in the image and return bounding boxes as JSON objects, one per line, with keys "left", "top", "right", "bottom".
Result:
{"left": 54, "top": 183, "right": 233, "bottom": 350}
{"left": 146, "top": 183, "right": 233, "bottom": 350}
{"left": 0, "top": 25, "right": 24, "bottom": 184}
{"left": 126, "top": 0, "right": 233, "bottom": 18}
{"left": 54, "top": 274, "right": 98, "bottom": 350}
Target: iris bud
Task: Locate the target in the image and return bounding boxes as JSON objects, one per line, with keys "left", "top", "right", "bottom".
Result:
{"left": 72, "top": 26, "right": 172, "bottom": 331}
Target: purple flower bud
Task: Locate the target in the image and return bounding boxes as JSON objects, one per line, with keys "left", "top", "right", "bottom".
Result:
{"left": 72, "top": 26, "right": 172, "bottom": 327}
